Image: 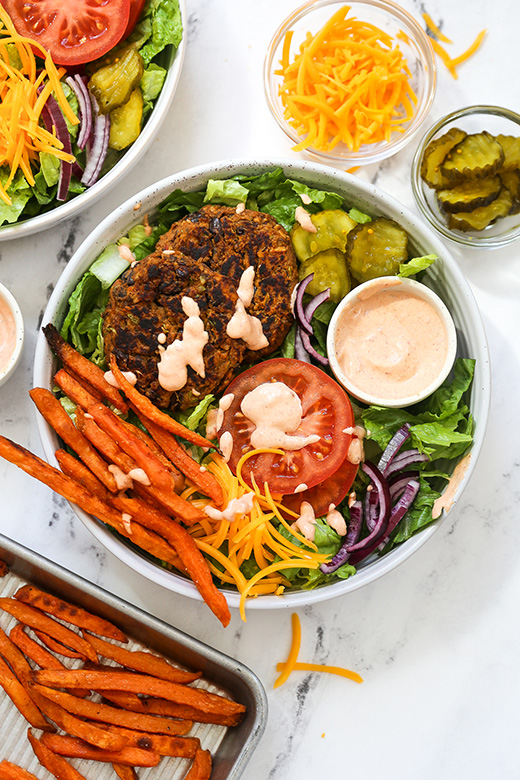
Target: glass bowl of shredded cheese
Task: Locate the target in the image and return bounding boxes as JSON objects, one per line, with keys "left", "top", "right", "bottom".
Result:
{"left": 264, "top": 0, "right": 437, "bottom": 168}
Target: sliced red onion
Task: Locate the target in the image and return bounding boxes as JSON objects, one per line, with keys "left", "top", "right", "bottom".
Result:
{"left": 81, "top": 93, "right": 110, "bottom": 187}
{"left": 304, "top": 287, "right": 330, "bottom": 323}
{"left": 293, "top": 274, "right": 314, "bottom": 335}
{"left": 346, "top": 461, "right": 390, "bottom": 553}
{"left": 378, "top": 423, "right": 412, "bottom": 475}
{"left": 364, "top": 486, "right": 379, "bottom": 532}
{"left": 388, "top": 470, "right": 420, "bottom": 502}
{"left": 65, "top": 74, "right": 92, "bottom": 150}
{"left": 320, "top": 500, "right": 362, "bottom": 574}
{"left": 384, "top": 448, "right": 429, "bottom": 477}
{"left": 294, "top": 325, "right": 311, "bottom": 363}
{"left": 38, "top": 88, "right": 73, "bottom": 201}
{"left": 300, "top": 328, "right": 329, "bottom": 367}
{"left": 71, "top": 161, "right": 84, "bottom": 179}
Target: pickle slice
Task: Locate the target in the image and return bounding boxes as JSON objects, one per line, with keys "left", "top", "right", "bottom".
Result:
{"left": 290, "top": 209, "right": 357, "bottom": 263}
{"left": 441, "top": 132, "right": 505, "bottom": 182}
{"left": 345, "top": 218, "right": 408, "bottom": 284}
{"left": 420, "top": 127, "right": 467, "bottom": 190}
{"left": 447, "top": 187, "right": 513, "bottom": 232}
{"left": 299, "top": 248, "right": 351, "bottom": 303}
{"left": 89, "top": 46, "right": 144, "bottom": 114}
{"left": 500, "top": 170, "right": 520, "bottom": 215}
{"left": 109, "top": 88, "right": 143, "bottom": 151}
{"left": 496, "top": 135, "right": 520, "bottom": 171}
{"left": 436, "top": 175, "right": 502, "bottom": 213}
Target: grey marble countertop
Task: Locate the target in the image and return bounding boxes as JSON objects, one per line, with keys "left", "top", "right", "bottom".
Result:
{"left": 1, "top": 1, "right": 519, "bottom": 778}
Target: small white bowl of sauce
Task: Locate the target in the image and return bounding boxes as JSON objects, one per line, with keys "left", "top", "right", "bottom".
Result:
{"left": 0, "top": 283, "right": 24, "bottom": 388}
{"left": 327, "top": 276, "right": 457, "bottom": 408}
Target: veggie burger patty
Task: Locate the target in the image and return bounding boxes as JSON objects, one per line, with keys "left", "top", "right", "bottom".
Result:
{"left": 103, "top": 204, "right": 298, "bottom": 410}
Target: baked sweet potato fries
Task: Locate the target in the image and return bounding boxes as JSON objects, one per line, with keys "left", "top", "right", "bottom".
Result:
{"left": 0, "top": 578, "right": 246, "bottom": 779}
{"left": 0, "top": 323, "right": 229, "bottom": 628}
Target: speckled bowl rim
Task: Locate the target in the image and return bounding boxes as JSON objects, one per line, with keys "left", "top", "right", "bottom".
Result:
{"left": 0, "top": 283, "right": 24, "bottom": 387}
{"left": 34, "top": 157, "right": 491, "bottom": 611}
{"left": 0, "top": 0, "right": 186, "bottom": 242}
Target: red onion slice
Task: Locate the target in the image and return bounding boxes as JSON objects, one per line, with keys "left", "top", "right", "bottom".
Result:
{"left": 295, "top": 325, "right": 311, "bottom": 363}
{"left": 293, "top": 274, "right": 314, "bottom": 335}
{"left": 388, "top": 470, "right": 420, "bottom": 502}
{"left": 304, "top": 287, "right": 330, "bottom": 323}
{"left": 378, "top": 423, "right": 412, "bottom": 475}
{"left": 346, "top": 461, "right": 391, "bottom": 553}
{"left": 300, "top": 328, "right": 329, "bottom": 367}
{"left": 384, "top": 449, "right": 429, "bottom": 477}
{"left": 81, "top": 93, "right": 110, "bottom": 187}
{"left": 320, "top": 500, "right": 362, "bottom": 574}
{"left": 38, "top": 88, "right": 73, "bottom": 202}
{"left": 66, "top": 74, "right": 92, "bottom": 150}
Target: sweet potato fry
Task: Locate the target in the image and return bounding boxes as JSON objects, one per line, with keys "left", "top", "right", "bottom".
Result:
{"left": 29, "top": 388, "right": 118, "bottom": 493}
{"left": 0, "top": 598, "right": 98, "bottom": 662}
{"left": 33, "top": 631, "right": 85, "bottom": 659}
{"left": 105, "top": 725, "right": 199, "bottom": 758}
{"left": 145, "top": 417, "right": 224, "bottom": 507}
{"left": 29, "top": 687, "right": 129, "bottom": 752}
{"left": 111, "top": 766, "right": 137, "bottom": 780}
{"left": 99, "top": 690, "right": 243, "bottom": 726}
{"left": 0, "top": 762, "right": 40, "bottom": 780}
{"left": 86, "top": 402, "right": 173, "bottom": 491}
{"left": 14, "top": 584, "right": 128, "bottom": 643}
{"left": 53, "top": 369, "right": 100, "bottom": 410}
{"left": 0, "top": 625, "right": 32, "bottom": 683}
{"left": 0, "top": 435, "right": 187, "bottom": 575}
{"left": 55, "top": 448, "right": 108, "bottom": 500}
{"left": 32, "top": 684, "right": 193, "bottom": 736}
{"left": 109, "top": 355, "right": 215, "bottom": 449}
{"left": 185, "top": 748, "right": 212, "bottom": 780}
{"left": 82, "top": 633, "right": 200, "bottom": 683}
{"left": 0, "top": 655, "right": 51, "bottom": 730}
{"left": 39, "top": 734, "right": 161, "bottom": 767}
{"left": 33, "top": 669, "right": 246, "bottom": 717}
{"left": 9, "top": 624, "right": 89, "bottom": 698}
{"left": 120, "top": 417, "right": 184, "bottom": 484}
{"left": 28, "top": 730, "right": 88, "bottom": 780}
{"left": 43, "top": 324, "right": 127, "bottom": 413}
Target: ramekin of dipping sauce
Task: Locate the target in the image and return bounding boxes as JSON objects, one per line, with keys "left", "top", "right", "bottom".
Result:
{"left": 327, "top": 276, "right": 457, "bottom": 408}
{"left": 0, "top": 283, "right": 24, "bottom": 388}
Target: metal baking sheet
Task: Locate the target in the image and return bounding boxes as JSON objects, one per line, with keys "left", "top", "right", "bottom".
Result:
{"left": 0, "top": 533, "right": 267, "bottom": 779}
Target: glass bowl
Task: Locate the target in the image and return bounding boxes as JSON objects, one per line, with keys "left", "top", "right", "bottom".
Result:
{"left": 411, "top": 105, "right": 520, "bottom": 249}
{"left": 264, "top": 0, "right": 436, "bottom": 167}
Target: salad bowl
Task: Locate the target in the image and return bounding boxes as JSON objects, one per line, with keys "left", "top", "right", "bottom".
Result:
{"left": 33, "top": 158, "right": 490, "bottom": 614}
{"left": 0, "top": 0, "right": 186, "bottom": 241}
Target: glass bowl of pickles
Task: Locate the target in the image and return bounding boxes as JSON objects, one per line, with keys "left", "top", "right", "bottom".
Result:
{"left": 411, "top": 105, "right": 520, "bottom": 249}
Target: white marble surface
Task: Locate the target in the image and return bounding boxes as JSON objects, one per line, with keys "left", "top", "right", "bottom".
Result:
{"left": 1, "top": 1, "right": 519, "bottom": 777}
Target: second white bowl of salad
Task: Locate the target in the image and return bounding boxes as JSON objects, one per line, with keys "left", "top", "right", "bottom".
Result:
{"left": 30, "top": 158, "right": 490, "bottom": 626}
{"left": 0, "top": 0, "right": 186, "bottom": 240}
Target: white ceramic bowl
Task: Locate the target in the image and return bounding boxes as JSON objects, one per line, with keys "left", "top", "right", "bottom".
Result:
{"left": 0, "top": 1, "right": 186, "bottom": 242}
{"left": 327, "top": 276, "right": 458, "bottom": 407}
{"left": 34, "top": 158, "right": 490, "bottom": 612}
{"left": 0, "top": 283, "right": 24, "bottom": 388}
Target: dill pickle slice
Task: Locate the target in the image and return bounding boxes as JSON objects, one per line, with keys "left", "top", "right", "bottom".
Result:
{"left": 290, "top": 209, "right": 357, "bottom": 263}
{"left": 500, "top": 170, "right": 520, "bottom": 215}
{"left": 345, "top": 218, "right": 408, "bottom": 284}
{"left": 447, "top": 187, "right": 513, "bottom": 232}
{"left": 441, "top": 132, "right": 505, "bottom": 182}
{"left": 89, "top": 46, "right": 144, "bottom": 114}
{"left": 496, "top": 135, "right": 520, "bottom": 171}
{"left": 420, "top": 127, "right": 467, "bottom": 190}
{"left": 299, "top": 248, "right": 351, "bottom": 304}
{"left": 109, "top": 88, "right": 143, "bottom": 151}
{"left": 436, "top": 175, "right": 502, "bottom": 213}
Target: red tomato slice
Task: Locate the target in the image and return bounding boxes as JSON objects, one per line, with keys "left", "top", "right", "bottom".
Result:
{"left": 3, "top": 0, "right": 131, "bottom": 66}
{"left": 281, "top": 454, "right": 359, "bottom": 518}
{"left": 219, "top": 358, "right": 355, "bottom": 496}
{"left": 122, "top": 0, "right": 147, "bottom": 40}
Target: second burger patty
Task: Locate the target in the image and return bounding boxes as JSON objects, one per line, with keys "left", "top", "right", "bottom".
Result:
{"left": 103, "top": 204, "right": 298, "bottom": 411}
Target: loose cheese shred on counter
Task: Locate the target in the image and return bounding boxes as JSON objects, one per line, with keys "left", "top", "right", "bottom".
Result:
{"left": 422, "top": 13, "right": 486, "bottom": 80}
{"left": 275, "top": 4, "right": 418, "bottom": 154}
{"left": 422, "top": 12, "right": 452, "bottom": 44}
{"left": 183, "top": 450, "right": 328, "bottom": 621}
{"left": 274, "top": 612, "right": 364, "bottom": 689}
{"left": 0, "top": 7, "right": 78, "bottom": 205}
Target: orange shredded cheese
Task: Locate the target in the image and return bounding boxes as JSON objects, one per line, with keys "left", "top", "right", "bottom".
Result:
{"left": 422, "top": 13, "right": 452, "bottom": 44}
{"left": 0, "top": 7, "right": 79, "bottom": 205}
{"left": 275, "top": 4, "right": 418, "bottom": 154}
{"left": 274, "top": 612, "right": 364, "bottom": 688}
{"left": 183, "top": 451, "right": 328, "bottom": 621}
{"left": 422, "top": 14, "right": 486, "bottom": 80}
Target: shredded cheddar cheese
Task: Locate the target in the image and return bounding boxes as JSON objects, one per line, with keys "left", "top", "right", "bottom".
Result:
{"left": 183, "top": 451, "right": 328, "bottom": 621}
{"left": 0, "top": 7, "right": 79, "bottom": 205}
{"left": 275, "top": 4, "right": 417, "bottom": 154}
{"left": 422, "top": 13, "right": 486, "bottom": 80}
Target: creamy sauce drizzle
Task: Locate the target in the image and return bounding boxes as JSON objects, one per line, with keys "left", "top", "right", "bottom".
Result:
{"left": 118, "top": 244, "right": 135, "bottom": 263}
{"left": 432, "top": 453, "right": 472, "bottom": 519}
{"left": 104, "top": 370, "right": 137, "bottom": 389}
{"left": 0, "top": 297, "right": 16, "bottom": 373}
{"left": 220, "top": 431, "right": 234, "bottom": 463}
{"left": 240, "top": 381, "right": 320, "bottom": 451}
{"left": 204, "top": 492, "right": 255, "bottom": 522}
{"left": 326, "top": 507, "right": 347, "bottom": 536}
{"left": 294, "top": 206, "right": 317, "bottom": 233}
{"left": 127, "top": 468, "right": 151, "bottom": 486}
{"left": 157, "top": 296, "right": 209, "bottom": 392}
{"left": 108, "top": 465, "right": 134, "bottom": 492}
{"left": 291, "top": 501, "right": 317, "bottom": 541}
{"left": 334, "top": 279, "right": 450, "bottom": 402}
{"left": 216, "top": 393, "right": 234, "bottom": 432}
{"left": 226, "top": 266, "right": 269, "bottom": 351}
{"left": 294, "top": 483, "right": 308, "bottom": 493}
{"left": 121, "top": 513, "right": 133, "bottom": 534}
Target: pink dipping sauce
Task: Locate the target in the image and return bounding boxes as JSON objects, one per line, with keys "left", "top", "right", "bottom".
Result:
{"left": 0, "top": 296, "right": 16, "bottom": 374}
{"left": 334, "top": 279, "right": 449, "bottom": 404}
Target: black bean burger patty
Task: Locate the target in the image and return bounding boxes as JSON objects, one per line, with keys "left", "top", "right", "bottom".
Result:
{"left": 103, "top": 204, "right": 298, "bottom": 411}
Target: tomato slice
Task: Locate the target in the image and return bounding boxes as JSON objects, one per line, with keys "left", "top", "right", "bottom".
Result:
{"left": 122, "top": 0, "right": 147, "bottom": 40}
{"left": 281, "top": 454, "right": 359, "bottom": 518}
{"left": 3, "top": 0, "right": 131, "bottom": 66}
{"left": 219, "top": 358, "right": 355, "bottom": 496}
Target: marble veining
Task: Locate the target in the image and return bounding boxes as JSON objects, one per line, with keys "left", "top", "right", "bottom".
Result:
{"left": 1, "top": 1, "right": 520, "bottom": 778}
